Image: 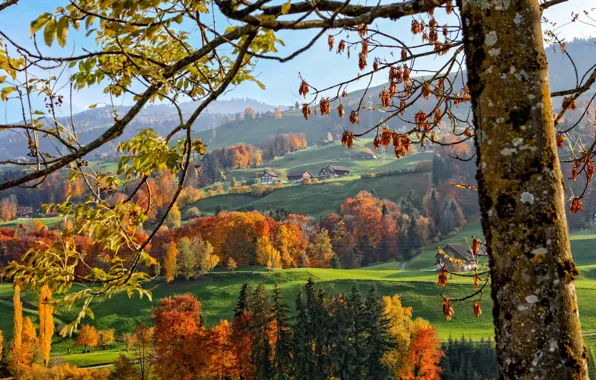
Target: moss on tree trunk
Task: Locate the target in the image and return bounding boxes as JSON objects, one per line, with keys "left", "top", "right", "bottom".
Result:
{"left": 459, "top": 0, "right": 588, "bottom": 377}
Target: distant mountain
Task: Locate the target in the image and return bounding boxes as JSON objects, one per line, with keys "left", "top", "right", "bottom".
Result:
{"left": 1, "top": 39, "right": 593, "bottom": 161}
{"left": 0, "top": 97, "right": 287, "bottom": 160}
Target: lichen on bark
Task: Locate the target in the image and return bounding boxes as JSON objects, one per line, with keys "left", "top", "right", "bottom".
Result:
{"left": 459, "top": 0, "right": 588, "bottom": 377}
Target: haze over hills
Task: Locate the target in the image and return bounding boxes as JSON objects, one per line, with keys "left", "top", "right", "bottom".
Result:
{"left": 0, "top": 38, "right": 593, "bottom": 161}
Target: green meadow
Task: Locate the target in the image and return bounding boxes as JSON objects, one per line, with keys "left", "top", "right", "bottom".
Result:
{"left": 2, "top": 221, "right": 596, "bottom": 367}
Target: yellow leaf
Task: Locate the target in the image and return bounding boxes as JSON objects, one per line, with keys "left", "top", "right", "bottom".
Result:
{"left": 257, "top": 81, "right": 266, "bottom": 90}
{"left": 281, "top": 0, "right": 292, "bottom": 15}
{"left": 30, "top": 13, "right": 52, "bottom": 35}
{"left": 1, "top": 86, "right": 16, "bottom": 102}
{"left": 56, "top": 16, "right": 69, "bottom": 47}
{"left": 43, "top": 19, "right": 57, "bottom": 47}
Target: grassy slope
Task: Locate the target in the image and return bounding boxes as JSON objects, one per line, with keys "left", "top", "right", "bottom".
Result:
{"left": 195, "top": 113, "right": 337, "bottom": 150}
{"left": 0, "top": 216, "right": 62, "bottom": 228}
{"left": 193, "top": 171, "right": 430, "bottom": 218}
{"left": 191, "top": 145, "right": 433, "bottom": 218}
{"left": 3, "top": 228, "right": 596, "bottom": 366}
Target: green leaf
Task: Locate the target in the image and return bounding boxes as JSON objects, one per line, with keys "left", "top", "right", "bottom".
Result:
{"left": 43, "top": 19, "right": 57, "bottom": 47}
{"left": 30, "top": 13, "right": 52, "bottom": 35}
{"left": 84, "top": 307, "right": 95, "bottom": 319}
{"left": 281, "top": 0, "right": 292, "bottom": 15}
{"left": 56, "top": 16, "right": 69, "bottom": 47}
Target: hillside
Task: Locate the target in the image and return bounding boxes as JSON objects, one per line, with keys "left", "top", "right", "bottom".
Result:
{"left": 189, "top": 149, "right": 432, "bottom": 218}
{"left": 3, "top": 228, "right": 596, "bottom": 344}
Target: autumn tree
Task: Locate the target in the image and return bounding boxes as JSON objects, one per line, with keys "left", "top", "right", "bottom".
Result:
{"left": 274, "top": 107, "right": 283, "bottom": 120}
{"left": 227, "top": 257, "right": 238, "bottom": 272}
{"left": 98, "top": 329, "right": 116, "bottom": 350}
{"left": 191, "top": 236, "right": 219, "bottom": 277}
{"left": 132, "top": 323, "right": 154, "bottom": 380}
{"left": 110, "top": 353, "right": 140, "bottom": 380}
{"left": 119, "top": 333, "right": 133, "bottom": 353}
{"left": 309, "top": 230, "right": 334, "bottom": 267}
{"left": 38, "top": 285, "right": 54, "bottom": 366}
{"left": 406, "top": 319, "right": 442, "bottom": 380}
{"left": 0, "top": 330, "right": 3, "bottom": 362}
{"left": 76, "top": 325, "right": 98, "bottom": 353}
{"left": 164, "top": 242, "right": 178, "bottom": 283}
{"left": 256, "top": 237, "right": 282, "bottom": 270}
{"left": 244, "top": 107, "right": 257, "bottom": 120}
{"left": 176, "top": 237, "right": 195, "bottom": 280}
{"left": 207, "top": 320, "right": 236, "bottom": 379}
{"left": 0, "top": 195, "right": 17, "bottom": 222}
{"left": 152, "top": 293, "right": 209, "bottom": 379}
{"left": 165, "top": 203, "right": 181, "bottom": 229}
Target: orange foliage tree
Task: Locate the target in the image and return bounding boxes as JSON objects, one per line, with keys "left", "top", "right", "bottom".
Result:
{"left": 76, "top": 325, "right": 98, "bottom": 353}
{"left": 406, "top": 320, "right": 443, "bottom": 380}
{"left": 152, "top": 293, "right": 210, "bottom": 379}
{"left": 38, "top": 285, "right": 54, "bottom": 366}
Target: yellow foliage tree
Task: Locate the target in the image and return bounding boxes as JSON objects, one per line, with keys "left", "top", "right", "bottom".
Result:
{"left": 0, "top": 329, "right": 3, "bottom": 361}
{"left": 382, "top": 295, "right": 414, "bottom": 378}
{"left": 166, "top": 203, "right": 181, "bottom": 229}
{"left": 98, "top": 329, "right": 116, "bottom": 350}
{"left": 28, "top": 363, "right": 110, "bottom": 379}
{"left": 13, "top": 284, "right": 22, "bottom": 349}
{"left": 164, "top": 242, "right": 178, "bottom": 283}
{"left": 256, "top": 237, "right": 282, "bottom": 270}
{"left": 38, "top": 285, "right": 54, "bottom": 366}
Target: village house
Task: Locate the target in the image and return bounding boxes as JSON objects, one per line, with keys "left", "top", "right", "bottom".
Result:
{"left": 287, "top": 170, "right": 313, "bottom": 182}
{"left": 353, "top": 151, "right": 378, "bottom": 160}
{"left": 16, "top": 207, "right": 33, "bottom": 219}
{"left": 319, "top": 165, "right": 351, "bottom": 179}
{"left": 435, "top": 244, "right": 478, "bottom": 272}
{"left": 259, "top": 170, "right": 280, "bottom": 185}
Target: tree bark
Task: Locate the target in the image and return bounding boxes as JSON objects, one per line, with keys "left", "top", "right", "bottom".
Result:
{"left": 459, "top": 0, "right": 589, "bottom": 377}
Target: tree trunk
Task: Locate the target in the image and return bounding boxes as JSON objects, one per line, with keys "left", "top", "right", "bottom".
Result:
{"left": 459, "top": 0, "right": 588, "bottom": 377}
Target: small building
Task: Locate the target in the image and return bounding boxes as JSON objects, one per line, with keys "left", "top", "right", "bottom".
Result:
{"left": 319, "top": 165, "right": 351, "bottom": 179}
{"left": 435, "top": 244, "right": 477, "bottom": 272}
{"left": 353, "top": 151, "right": 378, "bottom": 160}
{"left": 287, "top": 170, "right": 313, "bottom": 182}
{"left": 332, "top": 134, "right": 343, "bottom": 143}
{"left": 16, "top": 207, "right": 33, "bottom": 219}
{"left": 259, "top": 170, "right": 280, "bottom": 185}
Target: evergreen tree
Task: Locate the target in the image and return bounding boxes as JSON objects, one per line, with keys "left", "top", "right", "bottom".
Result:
{"left": 330, "top": 255, "right": 341, "bottom": 269}
{"left": 348, "top": 285, "right": 368, "bottom": 377}
{"left": 363, "top": 285, "right": 393, "bottom": 379}
{"left": 234, "top": 283, "right": 253, "bottom": 317}
{"left": 293, "top": 291, "right": 312, "bottom": 380}
{"left": 329, "top": 293, "right": 357, "bottom": 379}
{"left": 271, "top": 283, "right": 293, "bottom": 379}
{"left": 250, "top": 282, "right": 273, "bottom": 379}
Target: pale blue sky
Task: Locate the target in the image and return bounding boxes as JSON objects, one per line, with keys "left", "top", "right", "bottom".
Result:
{"left": 0, "top": 0, "right": 592, "bottom": 122}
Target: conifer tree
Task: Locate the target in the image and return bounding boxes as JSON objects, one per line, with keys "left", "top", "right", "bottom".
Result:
{"left": 348, "top": 285, "right": 367, "bottom": 377}
{"left": 293, "top": 290, "right": 313, "bottom": 380}
{"left": 364, "top": 285, "right": 394, "bottom": 379}
{"left": 329, "top": 293, "right": 357, "bottom": 379}
{"left": 250, "top": 282, "right": 273, "bottom": 379}
{"left": 271, "top": 282, "right": 293, "bottom": 379}
{"left": 234, "top": 283, "right": 253, "bottom": 317}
